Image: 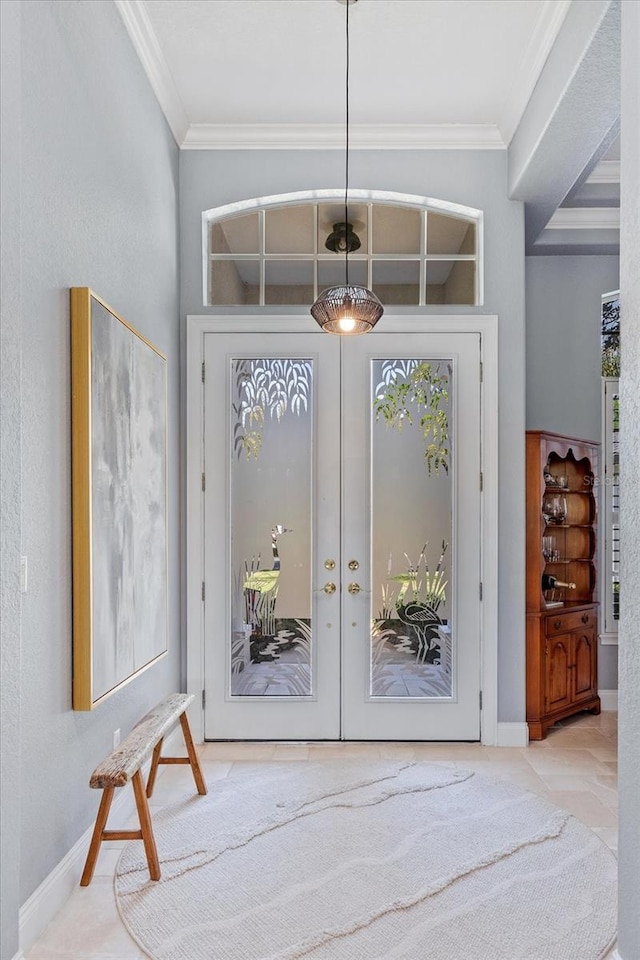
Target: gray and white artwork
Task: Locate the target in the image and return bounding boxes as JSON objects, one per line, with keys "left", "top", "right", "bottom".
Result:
{"left": 90, "top": 301, "right": 167, "bottom": 701}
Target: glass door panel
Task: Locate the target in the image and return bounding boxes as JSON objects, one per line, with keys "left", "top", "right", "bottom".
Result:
{"left": 371, "top": 358, "right": 453, "bottom": 699}
{"left": 230, "top": 358, "right": 313, "bottom": 697}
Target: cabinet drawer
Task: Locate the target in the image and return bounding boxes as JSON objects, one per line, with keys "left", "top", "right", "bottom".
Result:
{"left": 546, "top": 608, "right": 594, "bottom": 634}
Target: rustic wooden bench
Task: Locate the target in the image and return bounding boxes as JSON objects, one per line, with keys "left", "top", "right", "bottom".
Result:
{"left": 80, "top": 692, "right": 206, "bottom": 886}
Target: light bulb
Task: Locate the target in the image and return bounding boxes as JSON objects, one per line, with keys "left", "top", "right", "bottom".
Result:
{"left": 338, "top": 314, "right": 356, "bottom": 333}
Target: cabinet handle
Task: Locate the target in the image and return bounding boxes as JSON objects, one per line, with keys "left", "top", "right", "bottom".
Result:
{"left": 581, "top": 613, "right": 589, "bottom": 623}
{"left": 554, "top": 620, "right": 562, "bottom": 630}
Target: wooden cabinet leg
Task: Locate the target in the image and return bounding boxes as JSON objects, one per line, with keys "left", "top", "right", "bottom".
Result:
{"left": 146, "top": 738, "right": 164, "bottom": 798}
{"left": 132, "top": 770, "right": 160, "bottom": 881}
{"left": 179, "top": 711, "right": 207, "bottom": 795}
{"left": 80, "top": 787, "right": 115, "bottom": 886}
{"left": 527, "top": 720, "right": 545, "bottom": 741}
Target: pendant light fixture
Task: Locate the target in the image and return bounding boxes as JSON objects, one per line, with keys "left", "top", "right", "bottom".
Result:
{"left": 310, "top": 0, "right": 383, "bottom": 335}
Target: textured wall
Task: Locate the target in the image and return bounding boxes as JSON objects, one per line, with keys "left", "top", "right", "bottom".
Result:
{"left": 525, "top": 255, "right": 620, "bottom": 691}
{"left": 1, "top": 4, "right": 23, "bottom": 956}
{"left": 17, "top": 0, "right": 180, "bottom": 907}
{"left": 617, "top": 2, "right": 640, "bottom": 956}
{"left": 180, "top": 148, "right": 526, "bottom": 723}
{"left": 526, "top": 256, "right": 619, "bottom": 439}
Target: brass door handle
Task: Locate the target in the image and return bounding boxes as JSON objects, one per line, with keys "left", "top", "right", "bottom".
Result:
{"left": 348, "top": 582, "right": 361, "bottom": 595}
{"left": 324, "top": 582, "right": 337, "bottom": 595}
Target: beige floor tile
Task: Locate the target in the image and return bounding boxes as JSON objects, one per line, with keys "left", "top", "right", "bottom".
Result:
{"left": 547, "top": 790, "right": 618, "bottom": 827}
{"left": 307, "top": 743, "right": 381, "bottom": 759}
{"left": 92, "top": 846, "right": 124, "bottom": 877}
{"left": 586, "top": 744, "right": 619, "bottom": 761}
{"left": 273, "top": 744, "right": 310, "bottom": 760}
{"left": 525, "top": 755, "right": 611, "bottom": 778}
{"left": 379, "top": 744, "right": 415, "bottom": 760}
{"left": 24, "top": 879, "right": 143, "bottom": 959}
{"left": 198, "top": 742, "right": 275, "bottom": 760}
{"left": 538, "top": 773, "right": 592, "bottom": 792}
{"left": 482, "top": 747, "right": 531, "bottom": 762}
{"left": 586, "top": 780, "right": 618, "bottom": 812}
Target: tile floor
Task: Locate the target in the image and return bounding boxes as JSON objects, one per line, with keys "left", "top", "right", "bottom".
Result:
{"left": 25, "top": 711, "right": 619, "bottom": 960}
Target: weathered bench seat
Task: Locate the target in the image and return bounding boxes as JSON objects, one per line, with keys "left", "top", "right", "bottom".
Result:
{"left": 81, "top": 693, "right": 206, "bottom": 886}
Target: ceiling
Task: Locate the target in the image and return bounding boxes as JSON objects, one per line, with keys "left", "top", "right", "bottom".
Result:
{"left": 115, "top": 0, "right": 620, "bottom": 255}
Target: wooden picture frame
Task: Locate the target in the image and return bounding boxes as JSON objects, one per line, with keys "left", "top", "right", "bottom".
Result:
{"left": 71, "top": 288, "right": 168, "bottom": 710}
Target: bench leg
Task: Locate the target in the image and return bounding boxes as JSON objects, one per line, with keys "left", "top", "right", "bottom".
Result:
{"left": 146, "top": 738, "right": 164, "bottom": 798}
{"left": 132, "top": 769, "right": 161, "bottom": 881}
{"left": 179, "top": 711, "right": 208, "bottom": 795}
{"left": 80, "top": 787, "right": 115, "bottom": 887}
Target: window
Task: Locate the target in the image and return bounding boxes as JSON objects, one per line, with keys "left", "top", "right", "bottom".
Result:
{"left": 203, "top": 191, "right": 482, "bottom": 308}
{"left": 601, "top": 290, "right": 620, "bottom": 642}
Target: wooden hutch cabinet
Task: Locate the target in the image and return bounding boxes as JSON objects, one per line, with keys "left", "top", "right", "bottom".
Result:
{"left": 526, "top": 432, "right": 600, "bottom": 740}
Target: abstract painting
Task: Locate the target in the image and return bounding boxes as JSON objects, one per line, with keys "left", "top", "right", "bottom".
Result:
{"left": 71, "top": 288, "right": 168, "bottom": 709}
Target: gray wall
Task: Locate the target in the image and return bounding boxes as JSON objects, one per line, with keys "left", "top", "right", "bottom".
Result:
{"left": 526, "top": 255, "right": 619, "bottom": 690}
{"left": 1, "top": 0, "right": 180, "bottom": 940}
{"left": 526, "top": 256, "right": 619, "bottom": 437}
{"left": 180, "top": 148, "right": 526, "bottom": 723}
{"left": 618, "top": 1, "right": 640, "bottom": 956}
{"left": 1, "top": 3, "right": 23, "bottom": 958}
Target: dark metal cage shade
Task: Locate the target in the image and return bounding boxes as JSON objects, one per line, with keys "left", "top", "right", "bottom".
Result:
{"left": 324, "top": 221, "right": 362, "bottom": 253}
{"left": 310, "top": 284, "right": 384, "bottom": 335}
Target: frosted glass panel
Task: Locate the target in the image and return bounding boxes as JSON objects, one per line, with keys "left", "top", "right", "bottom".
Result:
{"left": 229, "top": 358, "right": 313, "bottom": 697}
{"left": 371, "top": 358, "right": 453, "bottom": 698}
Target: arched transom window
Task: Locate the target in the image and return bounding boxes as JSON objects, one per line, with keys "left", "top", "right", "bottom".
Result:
{"left": 203, "top": 190, "right": 483, "bottom": 307}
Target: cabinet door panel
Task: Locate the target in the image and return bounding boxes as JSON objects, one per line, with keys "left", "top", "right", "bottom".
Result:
{"left": 572, "top": 629, "right": 597, "bottom": 702}
{"left": 545, "top": 636, "right": 572, "bottom": 712}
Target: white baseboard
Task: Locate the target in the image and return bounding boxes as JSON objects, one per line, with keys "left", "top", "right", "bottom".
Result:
{"left": 598, "top": 689, "right": 618, "bottom": 711}
{"left": 496, "top": 722, "right": 529, "bottom": 747}
{"left": 18, "top": 727, "right": 189, "bottom": 956}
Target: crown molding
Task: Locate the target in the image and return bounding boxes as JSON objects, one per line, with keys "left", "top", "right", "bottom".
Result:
{"left": 587, "top": 160, "right": 621, "bottom": 183}
{"left": 115, "top": 0, "right": 188, "bottom": 145}
{"left": 182, "top": 123, "right": 505, "bottom": 151}
{"left": 546, "top": 206, "right": 620, "bottom": 230}
{"left": 498, "top": 0, "right": 572, "bottom": 145}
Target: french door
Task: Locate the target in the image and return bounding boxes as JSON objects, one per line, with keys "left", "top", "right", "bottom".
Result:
{"left": 202, "top": 330, "right": 481, "bottom": 740}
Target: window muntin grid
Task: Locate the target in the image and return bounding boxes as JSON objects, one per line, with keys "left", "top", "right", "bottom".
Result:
{"left": 204, "top": 193, "right": 482, "bottom": 307}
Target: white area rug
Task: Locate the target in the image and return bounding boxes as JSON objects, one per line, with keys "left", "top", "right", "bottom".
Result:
{"left": 115, "top": 761, "right": 617, "bottom": 960}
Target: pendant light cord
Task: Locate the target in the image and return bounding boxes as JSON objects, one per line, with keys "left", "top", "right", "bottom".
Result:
{"left": 344, "top": 0, "right": 350, "bottom": 287}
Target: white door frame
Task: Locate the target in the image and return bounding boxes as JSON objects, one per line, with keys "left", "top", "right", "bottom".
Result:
{"left": 185, "top": 314, "right": 498, "bottom": 744}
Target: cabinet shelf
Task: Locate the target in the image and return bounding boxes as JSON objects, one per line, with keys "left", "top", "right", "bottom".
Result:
{"left": 526, "top": 431, "right": 600, "bottom": 740}
{"left": 545, "top": 487, "right": 592, "bottom": 495}
{"left": 543, "top": 558, "right": 593, "bottom": 564}
{"left": 542, "top": 523, "right": 592, "bottom": 529}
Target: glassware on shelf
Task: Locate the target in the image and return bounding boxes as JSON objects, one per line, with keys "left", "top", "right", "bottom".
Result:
{"left": 542, "top": 493, "right": 567, "bottom": 525}
{"left": 543, "top": 469, "right": 568, "bottom": 489}
{"left": 542, "top": 536, "right": 560, "bottom": 561}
